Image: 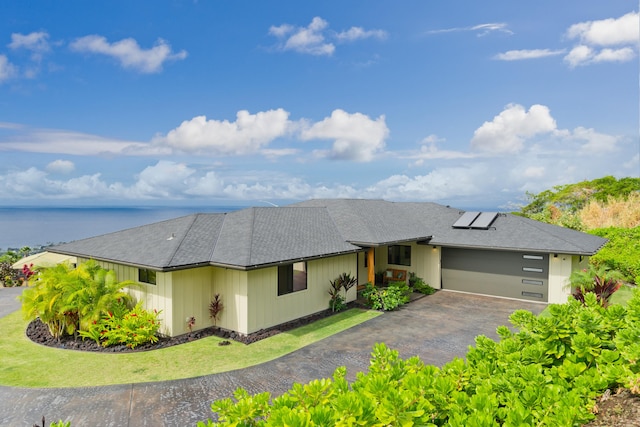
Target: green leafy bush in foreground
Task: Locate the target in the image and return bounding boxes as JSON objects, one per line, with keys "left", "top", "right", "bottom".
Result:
{"left": 199, "top": 289, "right": 640, "bottom": 426}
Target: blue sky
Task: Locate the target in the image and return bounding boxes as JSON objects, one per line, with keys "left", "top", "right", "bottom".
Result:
{"left": 0, "top": 1, "right": 638, "bottom": 210}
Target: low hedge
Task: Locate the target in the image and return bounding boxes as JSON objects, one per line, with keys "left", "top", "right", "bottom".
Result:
{"left": 200, "top": 289, "right": 640, "bottom": 426}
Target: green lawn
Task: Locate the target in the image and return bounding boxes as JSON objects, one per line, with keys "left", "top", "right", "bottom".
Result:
{"left": 0, "top": 308, "right": 380, "bottom": 388}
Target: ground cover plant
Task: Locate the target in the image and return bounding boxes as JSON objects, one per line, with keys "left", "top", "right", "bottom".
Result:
{"left": 199, "top": 289, "right": 640, "bottom": 426}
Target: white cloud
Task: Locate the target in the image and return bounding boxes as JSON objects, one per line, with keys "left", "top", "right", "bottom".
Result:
{"left": 494, "top": 49, "right": 565, "bottom": 61}
{"left": 523, "top": 166, "right": 545, "bottom": 178}
{"left": 69, "top": 35, "right": 187, "bottom": 73}
{"left": 9, "top": 31, "right": 51, "bottom": 59}
{"left": 569, "top": 127, "right": 619, "bottom": 152}
{"left": 0, "top": 55, "right": 17, "bottom": 82}
{"left": 471, "top": 104, "right": 558, "bottom": 154}
{"left": 268, "top": 17, "right": 386, "bottom": 56}
{"left": 157, "top": 109, "right": 292, "bottom": 155}
{"left": 46, "top": 159, "right": 75, "bottom": 174}
{"left": 566, "top": 11, "right": 639, "bottom": 46}
{"left": 300, "top": 109, "right": 389, "bottom": 161}
{"left": 564, "top": 11, "right": 639, "bottom": 67}
{"left": 132, "top": 161, "right": 195, "bottom": 198}
{"left": 0, "top": 127, "right": 148, "bottom": 155}
{"left": 269, "top": 17, "right": 334, "bottom": 56}
{"left": 335, "top": 27, "right": 388, "bottom": 42}
{"left": 428, "top": 22, "right": 512, "bottom": 37}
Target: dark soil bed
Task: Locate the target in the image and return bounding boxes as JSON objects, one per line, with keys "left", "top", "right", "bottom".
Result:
{"left": 25, "top": 301, "right": 364, "bottom": 353}
{"left": 585, "top": 388, "right": 640, "bottom": 427}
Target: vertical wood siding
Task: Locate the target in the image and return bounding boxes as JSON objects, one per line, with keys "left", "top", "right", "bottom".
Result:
{"left": 246, "top": 253, "right": 357, "bottom": 334}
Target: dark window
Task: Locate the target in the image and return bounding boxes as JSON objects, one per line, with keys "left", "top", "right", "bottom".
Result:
{"left": 139, "top": 268, "right": 156, "bottom": 285}
{"left": 388, "top": 245, "right": 411, "bottom": 266}
{"left": 278, "top": 262, "right": 307, "bottom": 296}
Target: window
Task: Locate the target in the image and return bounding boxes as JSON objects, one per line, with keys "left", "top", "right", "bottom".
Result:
{"left": 523, "top": 254, "right": 543, "bottom": 260}
{"left": 522, "top": 279, "right": 544, "bottom": 286}
{"left": 278, "top": 262, "right": 307, "bottom": 296}
{"left": 522, "top": 291, "right": 543, "bottom": 299}
{"left": 523, "top": 267, "right": 543, "bottom": 273}
{"left": 388, "top": 245, "right": 411, "bottom": 266}
{"left": 139, "top": 268, "right": 156, "bottom": 285}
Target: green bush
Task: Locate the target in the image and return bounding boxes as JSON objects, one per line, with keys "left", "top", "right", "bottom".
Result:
{"left": 361, "top": 282, "right": 409, "bottom": 311}
{"left": 409, "top": 272, "right": 436, "bottom": 295}
{"left": 199, "top": 289, "right": 640, "bottom": 426}
{"left": 20, "top": 260, "right": 135, "bottom": 339}
{"left": 80, "top": 301, "right": 162, "bottom": 349}
{"left": 589, "top": 226, "right": 640, "bottom": 283}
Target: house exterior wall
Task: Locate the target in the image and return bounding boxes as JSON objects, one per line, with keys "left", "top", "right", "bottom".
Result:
{"left": 548, "top": 254, "right": 590, "bottom": 304}
{"left": 83, "top": 258, "right": 175, "bottom": 336}
{"left": 356, "top": 243, "right": 440, "bottom": 288}
{"left": 246, "top": 253, "right": 357, "bottom": 335}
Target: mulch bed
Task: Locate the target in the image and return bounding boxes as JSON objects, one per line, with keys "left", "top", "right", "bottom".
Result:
{"left": 25, "top": 301, "right": 364, "bottom": 353}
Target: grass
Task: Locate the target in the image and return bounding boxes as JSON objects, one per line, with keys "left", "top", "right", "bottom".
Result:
{"left": 0, "top": 308, "right": 381, "bottom": 388}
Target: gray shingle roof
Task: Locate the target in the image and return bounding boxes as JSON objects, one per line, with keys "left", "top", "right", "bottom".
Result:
{"left": 50, "top": 199, "right": 607, "bottom": 270}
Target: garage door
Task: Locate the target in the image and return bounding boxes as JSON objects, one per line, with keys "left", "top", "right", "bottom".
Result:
{"left": 441, "top": 248, "right": 548, "bottom": 302}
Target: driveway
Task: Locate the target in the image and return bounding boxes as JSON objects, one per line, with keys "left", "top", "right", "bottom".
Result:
{"left": 0, "top": 288, "right": 544, "bottom": 426}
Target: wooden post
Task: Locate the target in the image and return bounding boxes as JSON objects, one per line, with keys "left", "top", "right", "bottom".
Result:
{"left": 367, "top": 248, "right": 375, "bottom": 285}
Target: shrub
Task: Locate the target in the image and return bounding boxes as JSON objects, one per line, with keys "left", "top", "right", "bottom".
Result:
{"left": 20, "top": 260, "right": 135, "bottom": 339}
{"left": 199, "top": 288, "right": 640, "bottom": 426}
{"left": 361, "top": 282, "right": 409, "bottom": 311}
{"left": 569, "top": 265, "right": 623, "bottom": 307}
{"left": 408, "top": 272, "right": 436, "bottom": 295}
{"left": 79, "top": 301, "right": 162, "bottom": 349}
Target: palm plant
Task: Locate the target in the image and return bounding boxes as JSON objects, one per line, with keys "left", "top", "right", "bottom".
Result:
{"left": 20, "top": 263, "right": 73, "bottom": 338}
{"left": 20, "top": 260, "right": 135, "bottom": 338}
{"left": 64, "top": 260, "right": 134, "bottom": 333}
{"left": 569, "top": 264, "right": 624, "bottom": 307}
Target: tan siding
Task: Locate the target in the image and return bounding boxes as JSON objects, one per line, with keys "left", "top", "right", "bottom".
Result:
{"left": 246, "top": 253, "right": 357, "bottom": 334}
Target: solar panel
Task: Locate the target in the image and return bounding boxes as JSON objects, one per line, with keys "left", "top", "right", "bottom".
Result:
{"left": 452, "top": 211, "right": 480, "bottom": 228}
{"left": 470, "top": 212, "right": 498, "bottom": 229}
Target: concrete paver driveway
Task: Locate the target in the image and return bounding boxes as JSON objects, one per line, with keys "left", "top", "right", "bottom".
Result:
{"left": 0, "top": 288, "right": 544, "bottom": 426}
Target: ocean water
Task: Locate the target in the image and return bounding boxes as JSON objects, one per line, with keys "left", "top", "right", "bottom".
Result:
{"left": 0, "top": 206, "right": 242, "bottom": 251}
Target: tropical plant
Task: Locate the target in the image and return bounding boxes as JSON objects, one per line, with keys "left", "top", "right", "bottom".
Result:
{"left": 589, "top": 226, "right": 640, "bottom": 284}
{"left": 20, "top": 260, "right": 135, "bottom": 339}
{"left": 361, "top": 281, "right": 409, "bottom": 311}
{"left": 328, "top": 273, "right": 357, "bottom": 312}
{"left": 209, "top": 293, "right": 224, "bottom": 326}
{"left": 0, "top": 261, "right": 19, "bottom": 287}
{"left": 569, "top": 265, "right": 623, "bottom": 307}
{"left": 408, "top": 272, "right": 435, "bottom": 295}
{"left": 79, "top": 301, "right": 162, "bottom": 349}
{"left": 199, "top": 289, "right": 640, "bottom": 426}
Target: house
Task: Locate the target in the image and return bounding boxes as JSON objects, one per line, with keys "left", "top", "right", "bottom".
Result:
{"left": 48, "top": 199, "right": 607, "bottom": 337}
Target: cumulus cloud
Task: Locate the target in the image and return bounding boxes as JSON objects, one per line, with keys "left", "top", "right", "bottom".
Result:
{"left": 268, "top": 17, "right": 386, "bottom": 56}
{"left": 0, "top": 55, "right": 17, "bottom": 82}
{"left": 564, "top": 11, "right": 639, "bottom": 67}
{"left": 300, "top": 109, "right": 389, "bottom": 161}
{"left": 46, "top": 159, "right": 75, "bottom": 174}
{"left": 569, "top": 127, "right": 619, "bottom": 152}
{"left": 157, "top": 109, "right": 292, "bottom": 155}
{"left": 69, "top": 35, "right": 187, "bottom": 73}
{"left": 471, "top": 104, "right": 558, "bottom": 154}
{"left": 494, "top": 49, "right": 565, "bottom": 61}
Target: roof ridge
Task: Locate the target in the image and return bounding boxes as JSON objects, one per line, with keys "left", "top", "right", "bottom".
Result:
{"left": 248, "top": 207, "right": 257, "bottom": 266}
{"left": 208, "top": 212, "right": 226, "bottom": 262}
{"left": 165, "top": 214, "right": 200, "bottom": 266}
